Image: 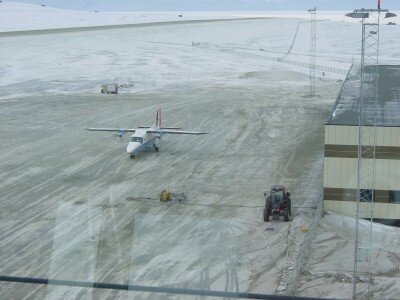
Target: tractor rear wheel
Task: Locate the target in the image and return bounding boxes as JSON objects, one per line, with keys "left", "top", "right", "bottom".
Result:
{"left": 263, "top": 208, "right": 269, "bottom": 222}
{"left": 284, "top": 212, "right": 289, "bottom": 222}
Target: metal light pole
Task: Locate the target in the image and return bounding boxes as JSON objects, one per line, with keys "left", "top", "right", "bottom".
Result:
{"left": 346, "top": 2, "right": 396, "bottom": 299}
{"left": 307, "top": 7, "right": 317, "bottom": 97}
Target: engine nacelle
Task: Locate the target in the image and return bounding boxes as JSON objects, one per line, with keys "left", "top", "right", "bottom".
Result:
{"left": 118, "top": 128, "right": 126, "bottom": 137}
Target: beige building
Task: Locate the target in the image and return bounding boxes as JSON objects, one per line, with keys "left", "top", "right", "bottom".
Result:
{"left": 323, "top": 65, "right": 400, "bottom": 220}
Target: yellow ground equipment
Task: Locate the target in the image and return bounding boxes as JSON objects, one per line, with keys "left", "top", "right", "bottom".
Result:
{"left": 160, "top": 190, "right": 172, "bottom": 202}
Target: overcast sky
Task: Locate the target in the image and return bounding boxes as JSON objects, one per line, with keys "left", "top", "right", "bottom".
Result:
{"left": 6, "top": 0, "right": 400, "bottom": 11}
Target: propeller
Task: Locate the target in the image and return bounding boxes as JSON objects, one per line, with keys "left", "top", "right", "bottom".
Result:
{"left": 118, "top": 128, "right": 126, "bottom": 138}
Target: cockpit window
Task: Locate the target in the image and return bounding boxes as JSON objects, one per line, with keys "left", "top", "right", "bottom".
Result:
{"left": 130, "top": 137, "right": 143, "bottom": 143}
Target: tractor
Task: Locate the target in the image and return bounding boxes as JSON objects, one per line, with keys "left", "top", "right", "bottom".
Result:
{"left": 263, "top": 185, "right": 291, "bottom": 222}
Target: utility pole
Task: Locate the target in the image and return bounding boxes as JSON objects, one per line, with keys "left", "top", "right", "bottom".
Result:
{"left": 346, "top": 1, "right": 396, "bottom": 298}
{"left": 307, "top": 7, "right": 317, "bottom": 97}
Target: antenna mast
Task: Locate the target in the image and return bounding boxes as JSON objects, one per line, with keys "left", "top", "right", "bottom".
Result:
{"left": 307, "top": 7, "right": 317, "bottom": 97}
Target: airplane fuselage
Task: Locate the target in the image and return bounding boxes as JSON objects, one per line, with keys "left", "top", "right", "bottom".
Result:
{"left": 126, "top": 129, "right": 159, "bottom": 157}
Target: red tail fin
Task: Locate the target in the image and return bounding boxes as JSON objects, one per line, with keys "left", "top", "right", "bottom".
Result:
{"left": 156, "top": 108, "right": 162, "bottom": 127}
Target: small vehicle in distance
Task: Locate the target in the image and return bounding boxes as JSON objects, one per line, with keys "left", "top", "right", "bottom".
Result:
{"left": 263, "top": 185, "right": 291, "bottom": 222}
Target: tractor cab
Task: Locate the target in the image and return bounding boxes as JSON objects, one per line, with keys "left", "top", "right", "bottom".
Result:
{"left": 271, "top": 189, "right": 284, "bottom": 210}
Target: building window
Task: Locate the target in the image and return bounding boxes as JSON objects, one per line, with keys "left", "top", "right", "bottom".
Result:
{"left": 389, "top": 191, "right": 400, "bottom": 203}
{"left": 360, "top": 189, "right": 373, "bottom": 202}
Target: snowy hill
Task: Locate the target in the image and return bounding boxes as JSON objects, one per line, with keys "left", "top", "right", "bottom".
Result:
{"left": 3, "top": 0, "right": 400, "bottom": 11}
{"left": 1, "top": 2, "right": 399, "bottom": 33}
{"left": 0, "top": 2, "right": 257, "bottom": 32}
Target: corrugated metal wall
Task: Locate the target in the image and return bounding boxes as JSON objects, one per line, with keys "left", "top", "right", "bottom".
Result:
{"left": 324, "top": 200, "right": 400, "bottom": 219}
{"left": 325, "top": 125, "right": 400, "bottom": 146}
{"left": 324, "top": 125, "right": 400, "bottom": 219}
{"left": 324, "top": 157, "right": 400, "bottom": 190}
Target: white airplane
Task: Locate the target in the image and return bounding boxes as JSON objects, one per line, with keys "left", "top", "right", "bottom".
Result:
{"left": 86, "top": 108, "right": 208, "bottom": 159}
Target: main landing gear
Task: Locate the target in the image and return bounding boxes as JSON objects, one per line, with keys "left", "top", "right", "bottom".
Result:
{"left": 154, "top": 144, "right": 159, "bottom": 152}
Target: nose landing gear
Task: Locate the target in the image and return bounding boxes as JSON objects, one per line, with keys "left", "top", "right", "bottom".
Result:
{"left": 130, "top": 154, "right": 135, "bottom": 159}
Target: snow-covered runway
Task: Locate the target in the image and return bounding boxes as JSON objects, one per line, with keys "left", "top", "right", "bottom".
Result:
{"left": 2, "top": 8, "right": 396, "bottom": 298}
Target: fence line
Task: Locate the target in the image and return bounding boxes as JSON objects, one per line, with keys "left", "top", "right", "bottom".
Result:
{"left": 219, "top": 49, "right": 348, "bottom": 75}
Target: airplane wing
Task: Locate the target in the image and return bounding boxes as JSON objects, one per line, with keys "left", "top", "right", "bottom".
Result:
{"left": 86, "top": 128, "right": 138, "bottom": 132}
{"left": 138, "top": 126, "right": 183, "bottom": 130}
{"left": 147, "top": 129, "right": 208, "bottom": 135}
